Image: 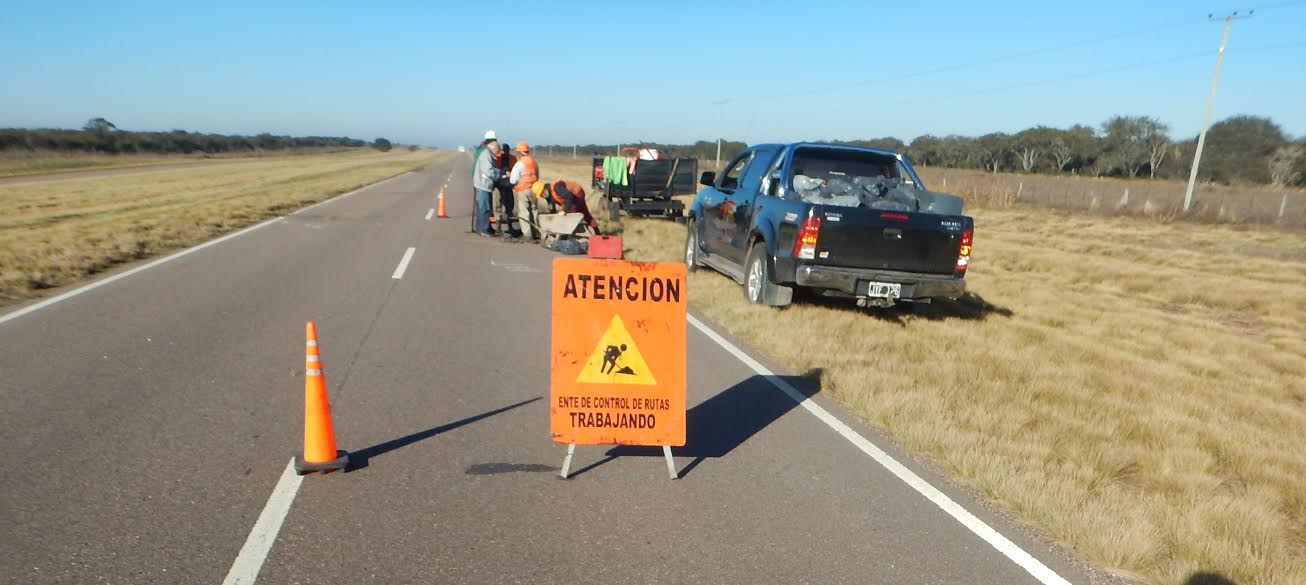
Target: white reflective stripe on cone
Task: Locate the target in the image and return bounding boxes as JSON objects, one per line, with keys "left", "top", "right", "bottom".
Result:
{"left": 306, "top": 340, "right": 319, "bottom": 347}
{"left": 305, "top": 369, "right": 323, "bottom": 376}
{"left": 306, "top": 355, "right": 320, "bottom": 362}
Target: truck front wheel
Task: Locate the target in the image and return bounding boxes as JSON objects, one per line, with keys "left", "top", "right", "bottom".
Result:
{"left": 685, "top": 219, "right": 701, "bottom": 272}
{"left": 745, "top": 245, "right": 793, "bottom": 307}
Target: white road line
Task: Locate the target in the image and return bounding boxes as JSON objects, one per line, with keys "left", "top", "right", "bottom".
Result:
{"left": 220, "top": 460, "right": 303, "bottom": 585}
{"left": 0, "top": 171, "right": 415, "bottom": 327}
{"left": 425, "top": 208, "right": 435, "bottom": 220}
{"left": 686, "top": 314, "right": 1074, "bottom": 585}
{"left": 391, "top": 247, "right": 416, "bottom": 279}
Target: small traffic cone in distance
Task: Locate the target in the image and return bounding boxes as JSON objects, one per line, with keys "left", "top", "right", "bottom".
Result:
{"left": 294, "top": 321, "right": 349, "bottom": 475}
{"left": 437, "top": 187, "right": 449, "bottom": 218}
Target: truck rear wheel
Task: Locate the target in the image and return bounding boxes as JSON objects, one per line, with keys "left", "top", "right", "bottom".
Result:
{"left": 745, "top": 245, "right": 793, "bottom": 307}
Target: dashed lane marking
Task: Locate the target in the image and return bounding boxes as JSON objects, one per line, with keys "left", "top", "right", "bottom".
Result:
{"left": 391, "top": 247, "right": 416, "bottom": 279}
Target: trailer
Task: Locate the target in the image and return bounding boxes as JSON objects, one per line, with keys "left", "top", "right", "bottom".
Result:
{"left": 592, "top": 151, "right": 698, "bottom": 220}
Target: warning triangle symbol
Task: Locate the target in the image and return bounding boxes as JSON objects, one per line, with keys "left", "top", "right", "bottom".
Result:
{"left": 576, "top": 315, "right": 656, "bottom": 385}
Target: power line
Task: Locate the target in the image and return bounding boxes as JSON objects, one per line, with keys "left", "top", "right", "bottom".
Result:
{"left": 609, "top": 7, "right": 1304, "bottom": 141}
{"left": 730, "top": 15, "right": 1211, "bottom": 106}
{"left": 639, "top": 16, "right": 1216, "bottom": 124}
{"left": 759, "top": 49, "right": 1217, "bottom": 124}
{"left": 684, "top": 41, "right": 1305, "bottom": 143}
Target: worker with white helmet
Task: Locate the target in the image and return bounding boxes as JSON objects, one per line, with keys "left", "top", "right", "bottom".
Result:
{"left": 471, "top": 130, "right": 502, "bottom": 236}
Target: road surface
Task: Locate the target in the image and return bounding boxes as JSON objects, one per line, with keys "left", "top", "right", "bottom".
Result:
{"left": 0, "top": 155, "right": 1104, "bottom": 584}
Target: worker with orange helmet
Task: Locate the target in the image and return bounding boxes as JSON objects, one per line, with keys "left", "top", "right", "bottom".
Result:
{"left": 509, "top": 141, "right": 541, "bottom": 239}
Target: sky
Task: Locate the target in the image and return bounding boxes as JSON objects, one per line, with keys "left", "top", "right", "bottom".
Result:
{"left": 2, "top": 1, "right": 1304, "bottom": 147}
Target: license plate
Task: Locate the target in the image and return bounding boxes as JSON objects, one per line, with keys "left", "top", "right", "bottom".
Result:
{"left": 863, "top": 281, "right": 902, "bottom": 299}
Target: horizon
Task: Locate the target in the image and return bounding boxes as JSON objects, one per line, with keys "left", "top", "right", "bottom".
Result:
{"left": 3, "top": 1, "right": 1305, "bottom": 147}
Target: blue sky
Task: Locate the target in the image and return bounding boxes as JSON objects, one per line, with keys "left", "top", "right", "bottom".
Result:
{"left": 2, "top": 1, "right": 1304, "bottom": 147}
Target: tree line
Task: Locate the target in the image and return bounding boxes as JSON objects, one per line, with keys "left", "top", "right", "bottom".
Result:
{"left": 0, "top": 118, "right": 396, "bottom": 155}
{"left": 546, "top": 114, "right": 1306, "bottom": 187}
{"left": 536, "top": 140, "right": 750, "bottom": 164}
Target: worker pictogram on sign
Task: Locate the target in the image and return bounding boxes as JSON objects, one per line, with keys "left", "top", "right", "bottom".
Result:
{"left": 551, "top": 258, "right": 687, "bottom": 479}
{"left": 576, "top": 315, "right": 655, "bottom": 385}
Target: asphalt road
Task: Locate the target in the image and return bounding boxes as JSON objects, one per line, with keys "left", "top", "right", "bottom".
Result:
{"left": 0, "top": 155, "right": 1102, "bottom": 585}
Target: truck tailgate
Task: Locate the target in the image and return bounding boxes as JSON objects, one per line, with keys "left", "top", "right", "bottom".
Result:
{"left": 811, "top": 207, "right": 969, "bottom": 275}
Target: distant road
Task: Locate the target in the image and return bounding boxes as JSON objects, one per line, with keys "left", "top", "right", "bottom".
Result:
{"left": 0, "top": 154, "right": 1100, "bottom": 585}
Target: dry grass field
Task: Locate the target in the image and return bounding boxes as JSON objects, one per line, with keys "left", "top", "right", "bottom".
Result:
{"left": 0, "top": 149, "right": 442, "bottom": 305}
{"left": 0, "top": 148, "right": 368, "bottom": 178}
{"left": 537, "top": 155, "right": 1306, "bottom": 585}
{"left": 0, "top": 151, "right": 192, "bottom": 177}
{"left": 916, "top": 166, "right": 1306, "bottom": 229}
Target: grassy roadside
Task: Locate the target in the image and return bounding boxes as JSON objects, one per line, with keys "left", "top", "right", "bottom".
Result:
{"left": 539, "top": 156, "right": 1306, "bottom": 585}
{"left": 0, "top": 149, "right": 373, "bottom": 178}
{"left": 0, "top": 149, "right": 443, "bottom": 305}
{"left": 0, "top": 152, "right": 192, "bottom": 177}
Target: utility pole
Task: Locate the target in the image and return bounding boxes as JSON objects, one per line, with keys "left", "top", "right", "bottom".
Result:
{"left": 712, "top": 99, "right": 729, "bottom": 170}
{"left": 1183, "top": 10, "right": 1252, "bottom": 212}
{"left": 573, "top": 144, "right": 576, "bottom": 158}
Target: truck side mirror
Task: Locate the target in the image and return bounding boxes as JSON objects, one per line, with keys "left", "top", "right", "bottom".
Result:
{"left": 699, "top": 171, "right": 716, "bottom": 186}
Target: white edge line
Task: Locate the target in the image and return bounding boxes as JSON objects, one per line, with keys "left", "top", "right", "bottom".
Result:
{"left": 391, "top": 247, "right": 416, "bottom": 279}
{"left": 221, "top": 459, "right": 303, "bottom": 585}
{"left": 686, "top": 313, "right": 1073, "bottom": 585}
{"left": 424, "top": 208, "right": 435, "bottom": 220}
{"left": 0, "top": 171, "right": 414, "bottom": 327}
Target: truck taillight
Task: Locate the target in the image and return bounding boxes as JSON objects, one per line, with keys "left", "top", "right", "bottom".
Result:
{"left": 956, "top": 229, "right": 973, "bottom": 276}
{"left": 793, "top": 216, "right": 821, "bottom": 260}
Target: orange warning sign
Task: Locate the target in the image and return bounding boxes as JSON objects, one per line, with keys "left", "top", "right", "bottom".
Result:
{"left": 551, "top": 258, "right": 686, "bottom": 446}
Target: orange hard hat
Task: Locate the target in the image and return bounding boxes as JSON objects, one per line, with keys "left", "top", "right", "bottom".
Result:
{"left": 516, "top": 141, "right": 530, "bottom": 154}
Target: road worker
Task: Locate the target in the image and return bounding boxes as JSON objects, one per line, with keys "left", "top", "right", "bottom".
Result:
{"left": 509, "top": 141, "right": 540, "bottom": 239}
{"left": 470, "top": 130, "right": 497, "bottom": 233}
{"left": 494, "top": 144, "right": 522, "bottom": 237}
{"left": 532, "top": 179, "right": 601, "bottom": 234}
{"left": 472, "top": 136, "right": 503, "bottom": 236}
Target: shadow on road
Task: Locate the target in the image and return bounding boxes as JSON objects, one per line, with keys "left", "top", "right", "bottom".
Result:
{"left": 346, "top": 396, "right": 541, "bottom": 472}
{"left": 465, "top": 463, "right": 557, "bottom": 475}
{"left": 568, "top": 369, "right": 823, "bottom": 479}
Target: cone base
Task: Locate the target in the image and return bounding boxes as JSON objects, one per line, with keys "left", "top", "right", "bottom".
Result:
{"left": 294, "top": 450, "right": 349, "bottom": 475}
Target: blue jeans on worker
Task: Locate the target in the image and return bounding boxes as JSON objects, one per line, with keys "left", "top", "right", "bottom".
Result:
{"left": 474, "top": 188, "right": 493, "bottom": 234}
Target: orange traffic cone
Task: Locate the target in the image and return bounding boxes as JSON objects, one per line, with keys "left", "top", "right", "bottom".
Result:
{"left": 294, "top": 321, "right": 349, "bottom": 475}
{"left": 437, "top": 187, "right": 449, "bottom": 218}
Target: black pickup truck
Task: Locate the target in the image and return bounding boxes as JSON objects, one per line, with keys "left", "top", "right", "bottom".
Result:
{"left": 686, "top": 143, "right": 973, "bottom": 308}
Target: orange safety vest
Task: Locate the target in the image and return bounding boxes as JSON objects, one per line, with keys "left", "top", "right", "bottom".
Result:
{"left": 513, "top": 156, "right": 539, "bottom": 192}
{"left": 548, "top": 179, "right": 584, "bottom": 205}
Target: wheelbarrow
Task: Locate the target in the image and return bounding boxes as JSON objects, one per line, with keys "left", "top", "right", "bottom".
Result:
{"left": 530, "top": 212, "right": 595, "bottom": 247}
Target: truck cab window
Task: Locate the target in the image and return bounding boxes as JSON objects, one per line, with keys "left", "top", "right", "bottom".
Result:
{"left": 763, "top": 150, "right": 787, "bottom": 197}
{"left": 897, "top": 161, "right": 915, "bottom": 186}
{"left": 720, "top": 152, "right": 752, "bottom": 191}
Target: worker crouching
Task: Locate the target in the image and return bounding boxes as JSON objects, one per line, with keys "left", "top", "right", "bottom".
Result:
{"left": 533, "top": 179, "right": 601, "bottom": 234}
